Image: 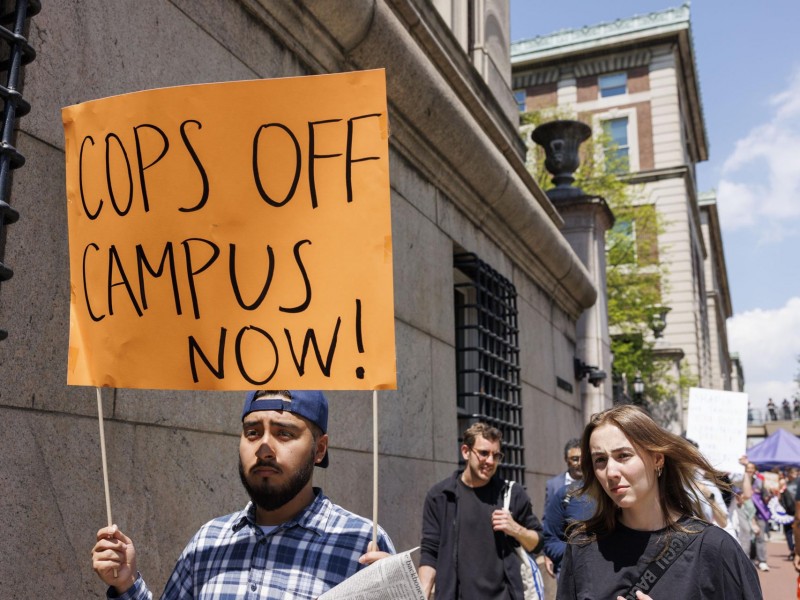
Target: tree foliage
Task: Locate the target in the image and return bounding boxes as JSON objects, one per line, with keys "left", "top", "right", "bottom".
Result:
{"left": 521, "top": 109, "right": 690, "bottom": 404}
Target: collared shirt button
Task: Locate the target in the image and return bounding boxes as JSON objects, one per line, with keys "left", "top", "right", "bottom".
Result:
{"left": 251, "top": 583, "right": 257, "bottom": 591}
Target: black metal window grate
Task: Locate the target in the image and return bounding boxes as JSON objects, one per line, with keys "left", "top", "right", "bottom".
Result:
{"left": 454, "top": 252, "right": 524, "bottom": 483}
{"left": 0, "top": 0, "right": 39, "bottom": 341}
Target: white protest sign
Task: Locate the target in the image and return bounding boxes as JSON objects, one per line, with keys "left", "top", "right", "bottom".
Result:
{"left": 686, "top": 387, "right": 749, "bottom": 475}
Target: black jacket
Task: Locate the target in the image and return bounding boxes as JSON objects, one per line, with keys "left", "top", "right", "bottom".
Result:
{"left": 420, "top": 471, "right": 543, "bottom": 600}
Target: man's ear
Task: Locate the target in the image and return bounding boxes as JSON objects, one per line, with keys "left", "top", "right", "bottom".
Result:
{"left": 460, "top": 444, "right": 470, "bottom": 461}
{"left": 315, "top": 434, "right": 329, "bottom": 464}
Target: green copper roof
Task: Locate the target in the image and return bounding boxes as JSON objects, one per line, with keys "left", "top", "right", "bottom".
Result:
{"left": 698, "top": 190, "right": 717, "bottom": 206}
{"left": 511, "top": 3, "right": 690, "bottom": 61}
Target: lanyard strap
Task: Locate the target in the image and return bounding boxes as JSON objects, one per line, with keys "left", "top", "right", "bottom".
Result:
{"left": 621, "top": 527, "right": 703, "bottom": 600}
{"left": 503, "top": 480, "right": 514, "bottom": 510}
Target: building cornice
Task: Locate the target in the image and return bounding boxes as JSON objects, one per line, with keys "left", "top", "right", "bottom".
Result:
{"left": 514, "top": 67, "right": 559, "bottom": 89}
{"left": 573, "top": 49, "right": 652, "bottom": 78}
{"left": 652, "top": 346, "right": 686, "bottom": 361}
{"left": 248, "top": 0, "right": 598, "bottom": 317}
{"left": 511, "top": 4, "right": 690, "bottom": 59}
{"left": 550, "top": 194, "right": 616, "bottom": 231}
{"left": 622, "top": 165, "right": 689, "bottom": 185}
{"left": 510, "top": 3, "right": 708, "bottom": 163}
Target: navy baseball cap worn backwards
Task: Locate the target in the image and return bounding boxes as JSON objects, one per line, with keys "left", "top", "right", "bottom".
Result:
{"left": 242, "top": 390, "right": 329, "bottom": 468}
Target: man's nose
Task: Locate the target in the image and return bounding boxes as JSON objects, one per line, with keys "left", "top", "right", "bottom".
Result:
{"left": 256, "top": 434, "right": 276, "bottom": 459}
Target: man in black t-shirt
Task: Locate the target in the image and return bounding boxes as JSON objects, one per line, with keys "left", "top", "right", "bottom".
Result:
{"left": 419, "top": 423, "right": 543, "bottom": 600}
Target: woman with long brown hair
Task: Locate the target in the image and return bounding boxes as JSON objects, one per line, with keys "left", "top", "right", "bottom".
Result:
{"left": 557, "top": 405, "right": 761, "bottom": 599}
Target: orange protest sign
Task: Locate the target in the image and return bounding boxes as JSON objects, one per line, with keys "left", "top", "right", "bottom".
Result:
{"left": 63, "top": 70, "right": 396, "bottom": 391}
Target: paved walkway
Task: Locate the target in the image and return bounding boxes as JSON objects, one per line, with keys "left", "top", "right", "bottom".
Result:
{"left": 758, "top": 538, "right": 797, "bottom": 599}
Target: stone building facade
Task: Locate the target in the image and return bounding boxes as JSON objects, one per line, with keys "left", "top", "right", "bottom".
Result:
{"left": 699, "top": 191, "right": 735, "bottom": 392}
{"left": 511, "top": 4, "right": 738, "bottom": 431}
{"left": 0, "top": 1, "right": 596, "bottom": 596}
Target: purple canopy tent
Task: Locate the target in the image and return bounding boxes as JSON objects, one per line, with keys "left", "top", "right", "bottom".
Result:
{"left": 747, "top": 428, "right": 800, "bottom": 469}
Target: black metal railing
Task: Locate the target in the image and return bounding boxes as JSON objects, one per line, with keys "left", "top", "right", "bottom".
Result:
{"left": 454, "top": 252, "right": 524, "bottom": 483}
{"left": 0, "top": 0, "right": 40, "bottom": 340}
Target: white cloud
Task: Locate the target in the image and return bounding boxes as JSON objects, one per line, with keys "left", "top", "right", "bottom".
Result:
{"left": 746, "top": 380, "right": 797, "bottom": 405}
{"left": 717, "top": 68, "right": 800, "bottom": 236}
{"left": 715, "top": 180, "right": 758, "bottom": 230}
{"left": 771, "top": 72, "right": 800, "bottom": 121}
{"left": 728, "top": 296, "right": 800, "bottom": 407}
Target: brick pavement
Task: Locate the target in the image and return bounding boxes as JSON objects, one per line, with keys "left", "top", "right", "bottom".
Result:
{"left": 758, "top": 538, "right": 798, "bottom": 599}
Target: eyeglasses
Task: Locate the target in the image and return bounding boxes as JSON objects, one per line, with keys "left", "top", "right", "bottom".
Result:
{"left": 566, "top": 456, "right": 582, "bottom": 464}
{"left": 470, "top": 447, "right": 504, "bottom": 462}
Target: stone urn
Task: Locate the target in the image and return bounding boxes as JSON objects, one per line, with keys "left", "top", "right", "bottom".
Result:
{"left": 531, "top": 120, "right": 592, "bottom": 200}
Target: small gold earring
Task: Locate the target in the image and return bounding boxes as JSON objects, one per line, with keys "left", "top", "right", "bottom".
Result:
{"left": 656, "top": 466, "right": 663, "bottom": 478}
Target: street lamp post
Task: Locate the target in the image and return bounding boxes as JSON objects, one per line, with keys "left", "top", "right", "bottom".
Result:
{"left": 632, "top": 373, "right": 645, "bottom": 406}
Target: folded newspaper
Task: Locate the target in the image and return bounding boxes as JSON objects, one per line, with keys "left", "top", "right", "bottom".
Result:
{"left": 318, "top": 548, "right": 425, "bottom": 600}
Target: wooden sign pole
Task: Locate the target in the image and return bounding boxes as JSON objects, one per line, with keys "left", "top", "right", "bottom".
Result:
{"left": 96, "top": 387, "right": 117, "bottom": 577}
{"left": 372, "top": 390, "right": 379, "bottom": 547}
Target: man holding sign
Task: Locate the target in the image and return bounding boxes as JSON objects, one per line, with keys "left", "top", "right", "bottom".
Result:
{"left": 92, "top": 390, "right": 394, "bottom": 598}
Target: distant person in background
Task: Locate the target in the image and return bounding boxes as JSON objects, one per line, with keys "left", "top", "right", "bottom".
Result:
{"left": 775, "top": 476, "right": 796, "bottom": 559}
{"left": 736, "top": 485, "right": 760, "bottom": 554}
{"left": 794, "top": 398, "right": 800, "bottom": 420}
{"left": 787, "top": 467, "right": 799, "bottom": 499}
{"left": 791, "top": 487, "right": 800, "bottom": 573}
{"left": 727, "top": 456, "right": 754, "bottom": 547}
{"left": 767, "top": 398, "right": 777, "bottom": 421}
{"left": 729, "top": 485, "right": 756, "bottom": 549}
{"left": 545, "top": 438, "right": 583, "bottom": 508}
{"left": 697, "top": 476, "right": 729, "bottom": 529}
{"left": 746, "top": 462, "right": 771, "bottom": 571}
{"left": 783, "top": 398, "right": 792, "bottom": 420}
{"left": 683, "top": 437, "right": 728, "bottom": 530}
{"left": 542, "top": 480, "right": 595, "bottom": 578}
{"left": 784, "top": 466, "right": 800, "bottom": 557}
{"left": 543, "top": 438, "right": 582, "bottom": 577}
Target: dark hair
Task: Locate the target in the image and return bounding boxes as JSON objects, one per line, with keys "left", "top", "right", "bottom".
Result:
{"left": 564, "top": 438, "right": 581, "bottom": 458}
{"left": 719, "top": 474, "right": 733, "bottom": 507}
{"left": 573, "top": 405, "right": 728, "bottom": 540}
{"left": 462, "top": 422, "right": 502, "bottom": 448}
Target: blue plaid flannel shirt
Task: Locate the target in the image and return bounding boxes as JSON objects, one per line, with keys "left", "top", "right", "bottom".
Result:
{"left": 110, "top": 489, "right": 394, "bottom": 599}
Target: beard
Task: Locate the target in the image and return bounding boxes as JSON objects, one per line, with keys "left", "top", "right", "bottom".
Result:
{"left": 569, "top": 467, "right": 583, "bottom": 481}
{"left": 239, "top": 449, "right": 316, "bottom": 512}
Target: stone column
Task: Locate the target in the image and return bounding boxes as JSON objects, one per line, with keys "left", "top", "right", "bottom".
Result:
{"left": 557, "top": 196, "right": 615, "bottom": 419}
{"left": 532, "top": 120, "right": 615, "bottom": 421}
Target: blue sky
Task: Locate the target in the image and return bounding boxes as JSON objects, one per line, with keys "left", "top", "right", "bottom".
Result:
{"left": 510, "top": 1, "right": 800, "bottom": 409}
